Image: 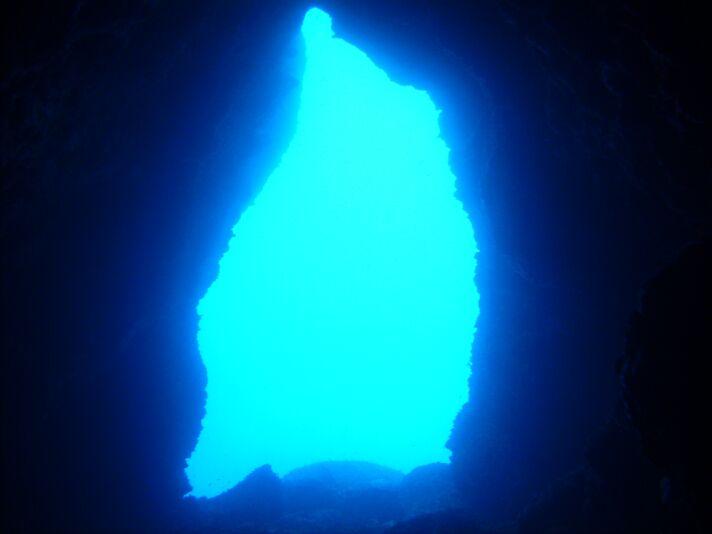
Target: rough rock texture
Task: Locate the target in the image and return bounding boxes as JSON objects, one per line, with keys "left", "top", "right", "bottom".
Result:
{"left": 517, "top": 242, "right": 710, "bottom": 533}
{"left": 1, "top": 1, "right": 709, "bottom": 531}
{"left": 618, "top": 242, "right": 710, "bottom": 532}
{"left": 181, "top": 461, "right": 464, "bottom": 533}
{"left": 198, "top": 465, "right": 284, "bottom": 531}
{"left": 517, "top": 413, "right": 663, "bottom": 533}
{"left": 398, "top": 463, "right": 462, "bottom": 520}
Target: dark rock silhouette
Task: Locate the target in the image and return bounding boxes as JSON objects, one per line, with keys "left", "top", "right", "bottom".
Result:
{"left": 618, "top": 241, "right": 711, "bottom": 532}
{"left": 387, "top": 509, "right": 488, "bottom": 534}
{"left": 518, "top": 242, "right": 710, "bottom": 534}
{"left": 174, "top": 461, "right": 470, "bottom": 532}
{"left": 398, "top": 463, "right": 462, "bottom": 520}
{"left": 280, "top": 461, "right": 404, "bottom": 532}
{"left": 1, "top": 1, "right": 709, "bottom": 532}
{"left": 518, "top": 414, "right": 663, "bottom": 533}
{"left": 199, "top": 465, "right": 284, "bottom": 530}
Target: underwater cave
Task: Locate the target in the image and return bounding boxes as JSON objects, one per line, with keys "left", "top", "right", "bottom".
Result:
{"left": 186, "top": 7, "right": 479, "bottom": 499}
{"left": 3, "top": 1, "right": 710, "bottom": 532}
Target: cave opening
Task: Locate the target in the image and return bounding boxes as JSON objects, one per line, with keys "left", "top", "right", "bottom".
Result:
{"left": 185, "top": 7, "right": 479, "bottom": 499}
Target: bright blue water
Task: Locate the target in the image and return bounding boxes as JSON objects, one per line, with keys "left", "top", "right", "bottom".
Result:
{"left": 185, "top": 7, "right": 479, "bottom": 498}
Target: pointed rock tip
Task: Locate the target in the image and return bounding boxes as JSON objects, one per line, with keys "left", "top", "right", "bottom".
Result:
{"left": 302, "top": 7, "right": 334, "bottom": 41}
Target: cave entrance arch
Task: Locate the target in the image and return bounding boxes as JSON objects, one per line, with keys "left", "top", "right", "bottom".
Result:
{"left": 186, "top": 7, "right": 479, "bottom": 498}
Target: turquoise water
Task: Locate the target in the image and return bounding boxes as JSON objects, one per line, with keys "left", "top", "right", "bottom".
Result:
{"left": 185, "top": 7, "right": 479, "bottom": 498}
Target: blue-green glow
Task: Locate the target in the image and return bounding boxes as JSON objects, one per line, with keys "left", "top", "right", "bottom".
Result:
{"left": 185, "top": 7, "right": 479, "bottom": 498}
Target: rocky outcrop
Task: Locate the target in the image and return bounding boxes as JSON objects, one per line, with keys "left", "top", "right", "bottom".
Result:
{"left": 619, "top": 241, "right": 710, "bottom": 532}
{"left": 2, "top": 1, "right": 709, "bottom": 531}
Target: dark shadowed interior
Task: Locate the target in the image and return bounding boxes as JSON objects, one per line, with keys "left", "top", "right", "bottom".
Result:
{"left": 1, "top": 1, "right": 709, "bottom": 532}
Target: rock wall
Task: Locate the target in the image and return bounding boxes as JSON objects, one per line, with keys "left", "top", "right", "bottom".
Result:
{"left": 1, "top": 1, "right": 708, "bottom": 530}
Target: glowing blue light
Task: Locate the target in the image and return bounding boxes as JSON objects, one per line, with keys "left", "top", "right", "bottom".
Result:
{"left": 185, "top": 7, "right": 478, "bottom": 498}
